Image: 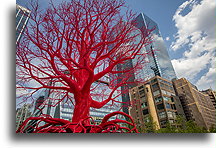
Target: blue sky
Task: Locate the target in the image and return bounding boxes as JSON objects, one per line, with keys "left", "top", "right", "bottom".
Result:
{"left": 16, "top": 0, "right": 216, "bottom": 91}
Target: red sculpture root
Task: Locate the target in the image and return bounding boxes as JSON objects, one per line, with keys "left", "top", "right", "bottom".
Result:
{"left": 16, "top": 111, "right": 138, "bottom": 133}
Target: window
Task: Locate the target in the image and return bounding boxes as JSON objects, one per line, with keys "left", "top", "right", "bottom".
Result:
{"left": 138, "top": 85, "right": 144, "bottom": 89}
{"left": 161, "top": 90, "right": 175, "bottom": 96}
{"left": 171, "top": 97, "right": 174, "bottom": 102}
{"left": 160, "top": 120, "right": 167, "bottom": 126}
{"left": 157, "top": 103, "right": 164, "bottom": 110}
{"left": 153, "top": 90, "right": 160, "bottom": 96}
{"left": 169, "top": 120, "right": 174, "bottom": 124}
{"left": 151, "top": 79, "right": 157, "bottom": 83}
{"left": 143, "top": 109, "right": 149, "bottom": 115}
{"left": 158, "top": 111, "right": 166, "bottom": 119}
{"left": 171, "top": 104, "right": 176, "bottom": 110}
{"left": 163, "top": 96, "right": 172, "bottom": 102}
{"left": 155, "top": 97, "right": 163, "bottom": 103}
{"left": 152, "top": 83, "right": 159, "bottom": 90}
{"left": 165, "top": 103, "right": 171, "bottom": 109}
{"left": 173, "top": 112, "right": 177, "bottom": 118}
{"left": 161, "top": 90, "right": 166, "bottom": 95}
{"left": 169, "top": 86, "right": 174, "bottom": 92}
{"left": 139, "top": 90, "right": 145, "bottom": 95}
{"left": 141, "top": 102, "right": 148, "bottom": 108}
{"left": 167, "top": 111, "right": 173, "bottom": 118}
{"left": 140, "top": 95, "right": 146, "bottom": 102}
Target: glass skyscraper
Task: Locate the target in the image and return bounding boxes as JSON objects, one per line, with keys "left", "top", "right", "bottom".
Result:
{"left": 16, "top": 4, "right": 31, "bottom": 44}
{"left": 134, "top": 13, "right": 176, "bottom": 81}
{"left": 120, "top": 13, "right": 176, "bottom": 115}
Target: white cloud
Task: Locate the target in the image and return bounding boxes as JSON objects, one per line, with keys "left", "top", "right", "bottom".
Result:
{"left": 171, "top": 0, "right": 216, "bottom": 90}
{"left": 196, "top": 57, "right": 216, "bottom": 90}
{"left": 196, "top": 67, "right": 216, "bottom": 90}
{"left": 171, "top": 52, "right": 212, "bottom": 79}
{"left": 165, "top": 37, "right": 170, "bottom": 41}
{"left": 171, "top": 0, "right": 216, "bottom": 52}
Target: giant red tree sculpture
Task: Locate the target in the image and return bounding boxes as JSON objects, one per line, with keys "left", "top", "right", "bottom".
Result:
{"left": 16, "top": 0, "right": 153, "bottom": 133}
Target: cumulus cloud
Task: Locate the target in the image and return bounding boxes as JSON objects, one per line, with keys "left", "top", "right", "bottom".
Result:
{"left": 172, "top": 52, "right": 212, "bottom": 79}
{"left": 196, "top": 67, "right": 216, "bottom": 90}
{"left": 196, "top": 55, "right": 216, "bottom": 90}
{"left": 171, "top": 0, "right": 216, "bottom": 90}
{"left": 171, "top": 0, "right": 216, "bottom": 52}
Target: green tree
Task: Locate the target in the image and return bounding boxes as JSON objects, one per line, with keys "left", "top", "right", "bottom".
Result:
{"left": 209, "top": 125, "right": 216, "bottom": 133}
{"left": 156, "top": 116, "right": 208, "bottom": 133}
{"left": 137, "top": 115, "right": 158, "bottom": 133}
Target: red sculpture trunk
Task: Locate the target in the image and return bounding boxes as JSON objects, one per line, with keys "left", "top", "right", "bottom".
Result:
{"left": 72, "top": 93, "right": 91, "bottom": 124}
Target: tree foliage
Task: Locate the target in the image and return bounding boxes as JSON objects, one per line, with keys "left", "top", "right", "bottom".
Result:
{"left": 135, "top": 115, "right": 214, "bottom": 133}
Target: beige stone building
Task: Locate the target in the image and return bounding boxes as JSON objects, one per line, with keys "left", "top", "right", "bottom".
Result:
{"left": 129, "top": 76, "right": 184, "bottom": 130}
{"left": 201, "top": 89, "right": 216, "bottom": 110}
{"left": 173, "top": 78, "right": 216, "bottom": 130}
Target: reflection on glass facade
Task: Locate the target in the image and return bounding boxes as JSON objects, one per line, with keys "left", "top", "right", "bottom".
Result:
{"left": 120, "top": 13, "right": 176, "bottom": 116}
{"left": 134, "top": 13, "right": 176, "bottom": 81}
{"left": 16, "top": 4, "right": 31, "bottom": 44}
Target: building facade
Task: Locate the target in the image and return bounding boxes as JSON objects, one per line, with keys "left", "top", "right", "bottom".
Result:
{"left": 129, "top": 76, "right": 184, "bottom": 130}
{"left": 16, "top": 4, "right": 31, "bottom": 44}
{"left": 120, "top": 13, "right": 177, "bottom": 116}
{"left": 173, "top": 78, "right": 216, "bottom": 130}
{"left": 133, "top": 13, "right": 176, "bottom": 81}
{"left": 201, "top": 89, "right": 216, "bottom": 110}
{"left": 16, "top": 104, "right": 33, "bottom": 130}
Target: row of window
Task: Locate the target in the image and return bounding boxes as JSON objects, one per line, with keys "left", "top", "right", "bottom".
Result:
{"left": 155, "top": 96, "right": 173, "bottom": 103}
{"left": 153, "top": 89, "right": 172, "bottom": 96}
{"left": 142, "top": 108, "right": 177, "bottom": 124}
{"left": 161, "top": 90, "right": 175, "bottom": 96}
{"left": 160, "top": 83, "right": 174, "bottom": 92}
{"left": 158, "top": 79, "right": 172, "bottom": 86}
{"left": 156, "top": 102, "right": 176, "bottom": 110}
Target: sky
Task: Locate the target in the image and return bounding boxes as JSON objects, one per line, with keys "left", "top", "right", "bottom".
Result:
{"left": 16, "top": 0, "right": 216, "bottom": 91}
